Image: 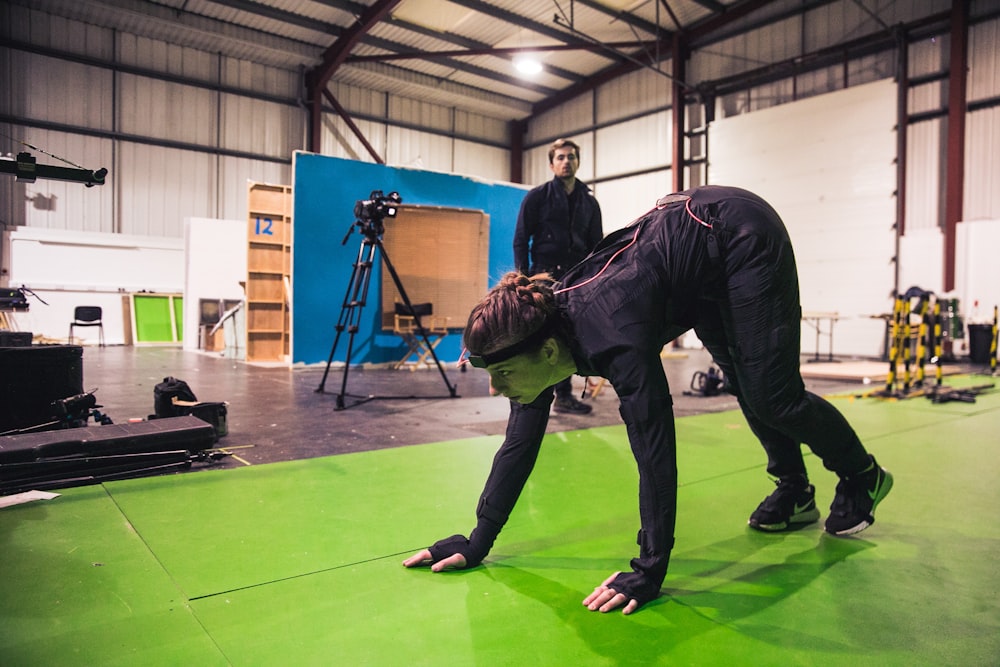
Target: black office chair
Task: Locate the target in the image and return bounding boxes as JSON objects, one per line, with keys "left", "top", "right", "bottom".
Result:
{"left": 69, "top": 306, "right": 106, "bottom": 346}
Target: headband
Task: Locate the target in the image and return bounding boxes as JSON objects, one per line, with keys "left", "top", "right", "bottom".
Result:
{"left": 467, "top": 320, "right": 556, "bottom": 368}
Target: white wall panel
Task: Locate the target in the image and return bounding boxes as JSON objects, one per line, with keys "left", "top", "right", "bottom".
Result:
{"left": 526, "top": 93, "right": 594, "bottom": 146}
{"left": 453, "top": 110, "right": 508, "bottom": 146}
{"left": 794, "top": 65, "right": 843, "bottom": 100}
{"left": 220, "top": 93, "right": 301, "bottom": 158}
{"left": 908, "top": 80, "right": 945, "bottom": 116}
{"left": 593, "top": 171, "right": 671, "bottom": 234}
{"left": 3, "top": 227, "right": 183, "bottom": 344}
{"left": 330, "top": 81, "right": 388, "bottom": 118}
{"left": 749, "top": 79, "right": 795, "bottom": 111}
{"left": 955, "top": 218, "right": 1000, "bottom": 328}
{"left": 905, "top": 118, "right": 944, "bottom": 232}
{"left": 6, "top": 52, "right": 113, "bottom": 128}
{"left": 218, "top": 157, "right": 290, "bottom": 222}
{"left": 709, "top": 79, "right": 897, "bottom": 358}
{"left": 452, "top": 139, "right": 509, "bottom": 183}
{"left": 522, "top": 144, "right": 550, "bottom": 187}
{"left": 118, "top": 74, "right": 216, "bottom": 146}
{"left": 804, "top": 1, "right": 868, "bottom": 52}
{"left": 594, "top": 112, "right": 670, "bottom": 180}
{"left": 898, "top": 227, "right": 944, "bottom": 297}
{"left": 385, "top": 127, "right": 453, "bottom": 173}
{"left": 965, "top": 107, "right": 1000, "bottom": 221}
{"left": 746, "top": 16, "right": 801, "bottom": 66}
{"left": 222, "top": 57, "right": 300, "bottom": 99}
{"left": 687, "top": 46, "right": 728, "bottom": 84}
{"left": 596, "top": 67, "right": 671, "bottom": 124}
{"left": 968, "top": 18, "right": 1000, "bottom": 101}
{"left": 321, "top": 116, "right": 387, "bottom": 163}
{"left": 389, "top": 98, "right": 453, "bottom": 134}
{"left": 118, "top": 143, "right": 214, "bottom": 237}
{"left": 847, "top": 52, "right": 895, "bottom": 87}
{"left": 118, "top": 34, "right": 216, "bottom": 82}
{"left": 5, "top": 5, "right": 114, "bottom": 60}
{"left": 908, "top": 33, "right": 947, "bottom": 78}
{"left": 183, "top": 217, "right": 246, "bottom": 351}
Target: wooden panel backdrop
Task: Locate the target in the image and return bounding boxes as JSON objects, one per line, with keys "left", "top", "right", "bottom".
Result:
{"left": 379, "top": 204, "right": 489, "bottom": 331}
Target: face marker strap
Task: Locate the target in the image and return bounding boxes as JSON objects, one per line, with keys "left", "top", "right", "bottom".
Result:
{"left": 467, "top": 321, "right": 555, "bottom": 368}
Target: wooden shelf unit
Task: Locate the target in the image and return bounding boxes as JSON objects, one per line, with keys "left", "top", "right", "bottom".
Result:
{"left": 246, "top": 182, "right": 292, "bottom": 362}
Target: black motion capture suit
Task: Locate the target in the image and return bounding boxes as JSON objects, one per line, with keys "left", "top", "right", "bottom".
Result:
{"left": 430, "top": 185, "right": 873, "bottom": 607}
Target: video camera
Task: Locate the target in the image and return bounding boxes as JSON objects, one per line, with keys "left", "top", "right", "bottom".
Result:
{"left": 345, "top": 190, "right": 401, "bottom": 243}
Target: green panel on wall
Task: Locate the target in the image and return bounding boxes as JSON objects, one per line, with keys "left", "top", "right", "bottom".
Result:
{"left": 133, "top": 295, "right": 182, "bottom": 343}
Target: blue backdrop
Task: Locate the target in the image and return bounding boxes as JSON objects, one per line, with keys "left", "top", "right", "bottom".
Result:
{"left": 292, "top": 152, "right": 528, "bottom": 365}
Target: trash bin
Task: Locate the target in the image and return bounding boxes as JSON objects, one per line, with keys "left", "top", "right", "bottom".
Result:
{"left": 967, "top": 324, "right": 994, "bottom": 364}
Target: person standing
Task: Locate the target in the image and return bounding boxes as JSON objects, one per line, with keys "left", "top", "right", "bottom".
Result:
{"left": 513, "top": 138, "right": 603, "bottom": 414}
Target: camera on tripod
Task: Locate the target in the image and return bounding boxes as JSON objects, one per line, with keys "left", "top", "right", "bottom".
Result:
{"left": 351, "top": 190, "right": 402, "bottom": 239}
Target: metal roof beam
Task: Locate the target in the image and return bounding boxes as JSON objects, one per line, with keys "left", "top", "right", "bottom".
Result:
{"left": 447, "top": 0, "right": 625, "bottom": 59}
{"left": 380, "top": 16, "right": 588, "bottom": 85}
{"left": 570, "top": 0, "right": 666, "bottom": 36}
{"left": 202, "top": 0, "right": 563, "bottom": 95}
{"left": 531, "top": 0, "right": 774, "bottom": 117}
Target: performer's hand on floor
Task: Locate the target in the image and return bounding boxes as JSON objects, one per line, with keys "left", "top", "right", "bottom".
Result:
{"left": 402, "top": 548, "right": 467, "bottom": 572}
{"left": 582, "top": 572, "right": 641, "bottom": 615}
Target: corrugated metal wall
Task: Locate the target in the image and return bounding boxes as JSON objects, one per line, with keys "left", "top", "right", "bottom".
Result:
{"left": 965, "top": 16, "right": 1000, "bottom": 220}
{"left": 518, "top": 0, "right": 999, "bottom": 242}
{"left": 2, "top": 0, "right": 998, "bottom": 274}
{"left": 1, "top": 4, "right": 305, "bottom": 239}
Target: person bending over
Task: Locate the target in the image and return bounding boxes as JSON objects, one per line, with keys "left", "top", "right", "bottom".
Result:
{"left": 404, "top": 185, "right": 893, "bottom": 615}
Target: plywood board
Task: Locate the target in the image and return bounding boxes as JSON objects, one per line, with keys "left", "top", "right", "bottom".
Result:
{"left": 379, "top": 204, "right": 489, "bottom": 331}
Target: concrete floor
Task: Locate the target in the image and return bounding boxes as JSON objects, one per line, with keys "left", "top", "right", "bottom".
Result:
{"left": 4, "top": 347, "right": 998, "bottom": 666}
{"left": 67, "top": 344, "right": 882, "bottom": 470}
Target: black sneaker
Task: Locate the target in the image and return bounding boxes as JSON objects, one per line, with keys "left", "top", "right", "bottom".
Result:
{"left": 825, "top": 456, "right": 893, "bottom": 536}
{"left": 553, "top": 396, "right": 592, "bottom": 414}
{"left": 748, "top": 475, "right": 821, "bottom": 532}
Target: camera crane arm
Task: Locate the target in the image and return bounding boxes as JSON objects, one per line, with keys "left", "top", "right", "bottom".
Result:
{"left": 1, "top": 151, "right": 107, "bottom": 187}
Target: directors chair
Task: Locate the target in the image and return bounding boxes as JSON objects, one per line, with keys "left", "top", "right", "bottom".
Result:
{"left": 392, "top": 302, "right": 449, "bottom": 370}
{"left": 69, "top": 306, "right": 106, "bottom": 346}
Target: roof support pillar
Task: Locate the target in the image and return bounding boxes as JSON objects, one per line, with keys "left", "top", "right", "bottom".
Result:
{"left": 943, "top": 0, "right": 968, "bottom": 292}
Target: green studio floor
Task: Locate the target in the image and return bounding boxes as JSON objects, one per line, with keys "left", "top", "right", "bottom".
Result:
{"left": 2, "top": 379, "right": 998, "bottom": 666}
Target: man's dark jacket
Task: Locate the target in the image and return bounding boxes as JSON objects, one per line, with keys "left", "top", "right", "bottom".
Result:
{"left": 513, "top": 177, "right": 603, "bottom": 276}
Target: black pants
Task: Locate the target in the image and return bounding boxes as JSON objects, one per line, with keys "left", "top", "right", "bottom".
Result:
{"left": 687, "top": 193, "right": 871, "bottom": 479}
{"left": 533, "top": 263, "right": 577, "bottom": 402}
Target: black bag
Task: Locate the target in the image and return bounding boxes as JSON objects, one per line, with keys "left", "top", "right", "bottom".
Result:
{"left": 151, "top": 377, "right": 227, "bottom": 441}
{"left": 153, "top": 376, "right": 198, "bottom": 418}
{"left": 188, "top": 402, "right": 228, "bottom": 438}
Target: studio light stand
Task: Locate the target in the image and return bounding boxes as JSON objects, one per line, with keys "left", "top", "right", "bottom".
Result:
{"left": 315, "top": 191, "right": 459, "bottom": 410}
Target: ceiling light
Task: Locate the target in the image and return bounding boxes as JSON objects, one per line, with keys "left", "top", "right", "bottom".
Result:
{"left": 514, "top": 56, "right": 543, "bottom": 76}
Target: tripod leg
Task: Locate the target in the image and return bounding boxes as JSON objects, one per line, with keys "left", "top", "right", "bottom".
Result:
{"left": 335, "top": 239, "right": 379, "bottom": 409}
{"left": 317, "top": 239, "right": 376, "bottom": 394}
{"left": 379, "top": 242, "right": 458, "bottom": 398}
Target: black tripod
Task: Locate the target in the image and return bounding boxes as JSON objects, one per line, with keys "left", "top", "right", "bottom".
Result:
{"left": 315, "top": 205, "right": 459, "bottom": 410}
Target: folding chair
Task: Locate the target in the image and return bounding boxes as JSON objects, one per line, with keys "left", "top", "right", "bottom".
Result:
{"left": 392, "top": 302, "right": 449, "bottom": 370}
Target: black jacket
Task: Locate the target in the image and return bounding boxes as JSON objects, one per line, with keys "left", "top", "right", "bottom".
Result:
{"left": 513, "top": 177, "right": 603, "bottom": 276}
